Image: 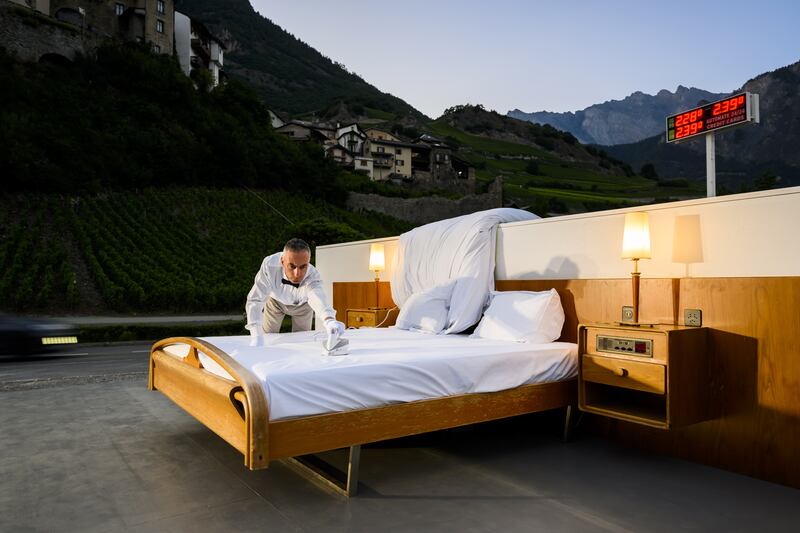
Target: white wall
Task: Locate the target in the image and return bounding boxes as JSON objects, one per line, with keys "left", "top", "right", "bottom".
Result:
{"left": 315, "top": 187, "right": 800, "bottom": 305}
{"left": 498, "top": 187, "right": 800, "bottom": 279}
{"left": 173, "top": 12, "right": 191, "bottom": 76}
{"left": 315, "top": 237, "right": 398, "bottom": 311}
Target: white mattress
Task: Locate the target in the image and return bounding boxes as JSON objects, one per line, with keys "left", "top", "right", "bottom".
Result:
{"left": 163, "top": 328, "right": 577, "bottom": 421}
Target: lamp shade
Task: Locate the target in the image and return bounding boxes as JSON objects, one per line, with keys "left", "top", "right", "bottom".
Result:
{"left": 369, "top": 243, "right": 385, "bottom": 272}
{"left": 621, "top": 212, "right": 651, "bottom": 259}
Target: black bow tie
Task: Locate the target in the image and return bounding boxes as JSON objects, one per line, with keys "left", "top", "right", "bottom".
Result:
{"left": 281, "top": 278, "right": 300, "bottom": 288}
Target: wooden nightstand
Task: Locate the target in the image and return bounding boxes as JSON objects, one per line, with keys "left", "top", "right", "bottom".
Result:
{"left": 578, "top": 323, "right": 710, "bottom": 429}
{"left": 346, "top": 308, "right": 394, "bottom": 329}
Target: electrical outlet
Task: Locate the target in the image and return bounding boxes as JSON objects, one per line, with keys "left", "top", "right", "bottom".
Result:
{"left": 684, "top": 308, "right": 703, "bottom": 327}
{"left": 622, "top": 306, "right": 635, "bottom": 323}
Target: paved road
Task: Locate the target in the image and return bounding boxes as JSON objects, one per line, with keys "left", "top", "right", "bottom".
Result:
{"left": 44, "top": 315, "right": 243, "bottom": 326}
{"left": 0, "top": 341, "right": 152, "bottom": 388}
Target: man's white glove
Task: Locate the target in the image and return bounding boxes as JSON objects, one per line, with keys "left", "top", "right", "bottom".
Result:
{"left": 249, "top": 328, "right": 266, "bottom": 347}
{"left": 324, "top": 319, "right": 345, "bottom": 338}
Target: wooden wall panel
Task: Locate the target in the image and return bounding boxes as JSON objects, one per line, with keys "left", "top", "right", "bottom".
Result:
{"left": 332, "top": 281, "right": 395, "bottom": 323}
{"left": 496, "top": 278, "right": 678, "bottom": 343}
{"left": 498, "top": 277, "right": 800, "bottom": 489}
{"left": 332, "top": 277, "right": 800, "bottom": 488}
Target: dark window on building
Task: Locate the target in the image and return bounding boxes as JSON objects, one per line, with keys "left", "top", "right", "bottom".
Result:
{"left": 157, "top": 0, "right": 165, "bottom": 14}
{"left": 156, "top": 19, "right": 164, "bottom": 33}
{"left": 397, "top": 160, "right": 404, "bottom": 167}
{"left": 360, "top": 160, "right": 368, "bottom": 167}
{"left": 154, "top": 44, "right": 161, "bottom": 53}
{"left": 115, "top": 3, "right": 125, "bottom": 15}
{"left": 377, "top": 146, "right": 385, "bottom": 153}
{"left": 395, "top": 148, "right": 401, "bottom": 155}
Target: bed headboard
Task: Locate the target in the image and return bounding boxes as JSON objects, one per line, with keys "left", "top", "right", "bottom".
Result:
{"left": 494, "top": 280, "right": 580, "bottom": 343}
{"left": 332, "top": 280, "right": 580, "bottom": 341}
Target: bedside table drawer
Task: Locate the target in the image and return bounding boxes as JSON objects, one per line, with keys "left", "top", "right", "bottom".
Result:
{"left": 347, "top": 310, "right": 377, "bottom": 328}
{"left": 585, "top": 328, "right": 667, "bottom": 363}
{"left": 582, "top": 354, "right": 665, "bottom": 394}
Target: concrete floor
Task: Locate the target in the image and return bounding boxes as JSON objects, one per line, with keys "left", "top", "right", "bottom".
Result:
{"left": 1, "top": 378, "right": 799, "bottom": 532}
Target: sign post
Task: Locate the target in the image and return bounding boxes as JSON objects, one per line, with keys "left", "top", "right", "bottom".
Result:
{"left": 706, "top": 133, "right": 715, "bottom": 197}
{"left": 666, "top": 92, "right": 759, "bottom": 197}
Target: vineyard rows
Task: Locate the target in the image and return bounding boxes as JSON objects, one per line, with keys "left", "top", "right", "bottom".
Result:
{"left": 0, "top": 189, "right": 408, "bottom": 313}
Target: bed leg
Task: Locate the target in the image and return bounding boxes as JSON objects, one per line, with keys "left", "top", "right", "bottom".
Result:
{"left": 284, "top": 445, "right": 362, "bottom": 497}
{"left": 563, "top": 405, "right": 578, "bottom": 442}
{"left": 345, "top": 445, "right": 361, "bottom": 497}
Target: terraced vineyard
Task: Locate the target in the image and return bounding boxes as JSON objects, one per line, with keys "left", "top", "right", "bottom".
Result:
{"left": 0, "top": 189, "right": 410, "bottom": 314}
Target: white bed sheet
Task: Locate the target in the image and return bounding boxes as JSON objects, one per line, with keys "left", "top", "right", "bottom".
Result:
{"left": 163, "top": 328, "right": 577, "bottom": 421}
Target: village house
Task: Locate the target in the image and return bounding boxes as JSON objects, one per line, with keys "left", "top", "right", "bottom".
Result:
{"left": 271, "top": 119, "right": 473, "bottom": 185}
{"left": 335, "top": 124, "right": 367, "bottom": 155}
{"left": 366, "top": 137, "right": 415, "bottom": 181}
{"left": 174, "top": 12, "right": 226, "bottom": 87}
{"left": 275, "top": 120, "right": 335, "bottom": 144}
{"left": 365, "top": 128, "right": 401, "bottom": 142}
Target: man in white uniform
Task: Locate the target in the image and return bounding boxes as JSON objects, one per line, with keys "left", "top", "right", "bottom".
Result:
{"left": 245, "top": 238, "right": 343, "bottom": 346}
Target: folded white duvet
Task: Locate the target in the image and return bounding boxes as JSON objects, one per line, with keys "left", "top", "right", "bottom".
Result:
{"left": 163, "top": 328, "right": 577, "bottom": 421}
{"left": 391, "top": 208, "right": 539, "bottom": 334}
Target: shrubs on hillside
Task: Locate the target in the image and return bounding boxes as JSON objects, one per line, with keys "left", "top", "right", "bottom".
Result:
{"left": 0, "top": 43, "right": 344, "bottom": 203}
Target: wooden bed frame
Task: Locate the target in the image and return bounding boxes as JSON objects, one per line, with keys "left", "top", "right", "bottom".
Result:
{"left": 149, "top": 336, "right": 577, "bottom": 496}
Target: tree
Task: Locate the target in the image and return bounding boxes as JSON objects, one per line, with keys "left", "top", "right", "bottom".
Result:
{"left": 640, "top": 163, "right": 658, "bottom": 179}
{"left": 753, "top": 171, "right": 777, "bottom": 191}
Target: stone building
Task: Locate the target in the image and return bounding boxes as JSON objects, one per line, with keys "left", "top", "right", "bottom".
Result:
{"left": 8, "top": 0, "right": 49, "bottom": 15}
{"left": 49, "top": 0, "right": 174, "bottom": 54}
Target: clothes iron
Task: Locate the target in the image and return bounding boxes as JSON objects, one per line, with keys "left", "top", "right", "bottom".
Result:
{"left": 323, "top": 327, "right": 349, "bottom": 356}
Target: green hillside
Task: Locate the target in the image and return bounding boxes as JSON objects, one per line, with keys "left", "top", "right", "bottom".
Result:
{"left": 0, "top": 189, "right": 411, "bottom": 315}
{"left": 0, "top": 42, "right": 341, "bottom": 199}
{"left": 426, "top": 107, "right": 706, "bottom": 213}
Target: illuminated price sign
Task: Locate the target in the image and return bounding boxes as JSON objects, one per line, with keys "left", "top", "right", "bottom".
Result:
{"left": 666, "top": 92, "right": 759, "bottom": 143}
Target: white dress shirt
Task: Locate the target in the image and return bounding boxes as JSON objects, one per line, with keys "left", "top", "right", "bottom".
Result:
{"left": 245, "top": 252, "right": 336, "bottom": 332}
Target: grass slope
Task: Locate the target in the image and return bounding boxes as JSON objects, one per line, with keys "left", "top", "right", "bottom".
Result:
{"left": 427, "top": 116, "right": 705, "bottom": 214}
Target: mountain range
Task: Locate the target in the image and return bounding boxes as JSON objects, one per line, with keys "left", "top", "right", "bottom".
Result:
{"left": 603, "top": 60, "right": 800, "bottom": 187}
{"left": 508, "top": 86, "right": 729, "bottom": 146}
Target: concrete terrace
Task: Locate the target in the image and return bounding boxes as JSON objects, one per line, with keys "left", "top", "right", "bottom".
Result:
{"left": 2, "top": 374, "right": 799, "bottom": 532}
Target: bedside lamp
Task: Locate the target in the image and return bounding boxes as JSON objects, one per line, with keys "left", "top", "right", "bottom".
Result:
{"left": 369, "top": 243, "right": 385, "bottom": 282}
{"left": 621, "top": 212, "right": 651, "bottom": 324}
{"left": 368, "top": 243, "right": 385, "bottom": 308}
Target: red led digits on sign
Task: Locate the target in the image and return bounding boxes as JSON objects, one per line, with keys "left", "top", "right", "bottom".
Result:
{"left": 674, "top": 107, "right": 705, "bottom": 138}
{"left": 676, "top": 120, "right": 704, "bottom": 139}
{"left": 713, "top": 94, "right": 745, "bottom": 116}
{"left": 668, "top": 92, "right": 751, "bottom": 143}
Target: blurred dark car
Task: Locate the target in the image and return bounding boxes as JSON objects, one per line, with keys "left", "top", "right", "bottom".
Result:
{"left": 0, "top": 314, "right": 79, "bottom": 355}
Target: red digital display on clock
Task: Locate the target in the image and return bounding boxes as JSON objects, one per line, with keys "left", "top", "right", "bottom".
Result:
{"left": 666, "top": 93, "right": 751, "bottom": 143}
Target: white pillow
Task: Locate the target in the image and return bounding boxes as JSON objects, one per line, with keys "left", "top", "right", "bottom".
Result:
{"left": 471, "top": 289, "right": 564, "bottom": 343}
{"left": 395, "top": 282, "right": 455, "bottom": 334}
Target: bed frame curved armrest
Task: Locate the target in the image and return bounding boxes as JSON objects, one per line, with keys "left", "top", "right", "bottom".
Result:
{"left": 149, "top": 337, "right": 269, "bottom": 469}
